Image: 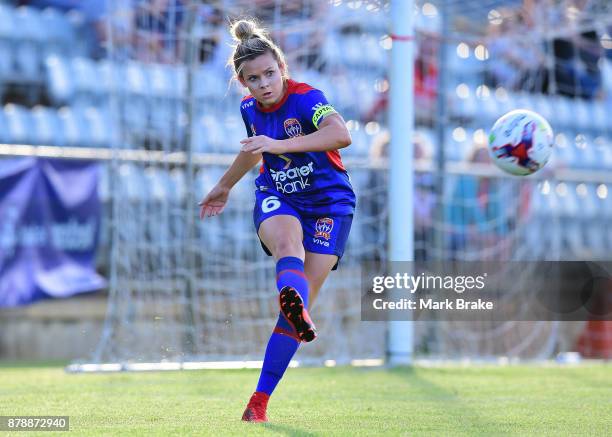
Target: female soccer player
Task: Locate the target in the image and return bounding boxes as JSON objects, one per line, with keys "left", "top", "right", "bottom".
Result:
{"left": 199, "top": 18, "right": 355, "bottom": 423}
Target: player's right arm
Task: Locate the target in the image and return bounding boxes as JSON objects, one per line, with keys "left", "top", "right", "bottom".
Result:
{"left": 198, "top": 150, "right": 261, "bottom": 220}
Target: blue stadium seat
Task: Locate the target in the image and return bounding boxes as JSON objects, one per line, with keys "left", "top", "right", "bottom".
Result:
{"left": 149, "top": 63, "right": 171, "bottom": 99}
{"left": 193, "top": 65, "right": 225, "bottom": 101}
{"left": 572, "top": 134, "right": 598, "bottom": 169}
{"left": 345, "top": 127, "right": 369, "bottom": 157}
{"left": 121, "top": 62, "right": 151, "bottom": 140}
{"left": 31, "top": 106, "right": 63, "bottom": 146}
{"left": 15, "top": 42, "right": 40, "bottom": 81}
{"left": 0, "top": 5, "right": 16, "bottom": 39}
{"left": 595, "top": 136, "right": 612, "bottom": 170}
{"left": 172, "top": 65, "right": 187, "bottom": 100}
{"left": 561, "top": 182, "right": 579, "bottom": 217}
{"left": 223, "top": 115, "right": 244, "bottom": 153}
{"left": 169, "top": 168, "right": 186, "bottom": 203}
{"left": 454, "top": 88, "right": 478, "bottom": 119}
{"left": 531, "top": 184, "right": 557, "bottom": 219}
{"left": 4, "top": 104, "right": 35, "bottom": 144}
{"left": 514, "top": 92, "right": 538, "bottom": 113}
{"left": 125, "top": 61, "right": 148, "bottom": 97}
{"left": 447, "top": 43, "right": 481, "bottom": 84}
{"left": 98, "top": 59, "right": 120, "bottom": 96}
{"left": 148, "top": 60, "right": 185, "bottom": 143}
{"left": 522, "top": 216, "right": 546, "bottom": 258}
{"left": 477, "top": 93, "right": 500, "bottom": 124}
{"left": 549, "top": 96, "right": 573, "bottom": 128}
{"left": 564, "top": 221, "right": 585, "bottom": 255}
{"left": 11, "top": 6, "right": 46, "bottom": 81}
{"left": 80, "top": 106, "right": 111, "bottom": 148}
{"left": 98, "top": 162, "right": 110, "bottom": 203}
{"left": 149, "top": 99, "right": 174, "bottom": 140}
{"left": 553, "top": 132, "right": 577, "bottom": 168}
{"left": 322, "top": 33, "right": 341, "bottom": 67}
{"left": 118, "top": 163, "right": 147, "bottom": 201}
{"left": 0, "top": 6, "right": 16, "bottom": 81}
{"left": 343, "top": 35, "right": 362, "bottom": 67}
{"left": 102, "top": 105, "right": 121, "bottom": 147}
{"left": 57, "top": 106, "right": 87, "bottom": 147}
{"left": 495, "top": 90, "right": 518, "bottom": 116}
{"left": 569, "top": 99, "right": 591, "bottom": 131}
{"left": 580, "top": 183, "right": 599, "bottom": 220}
{"left": 45, "top": 54, "right": 74, "bottom": 104}
{"left": 591, "top": 101, "right": 607, "bottom": 132}
{"left": 231, "top": 174, "right": 252, "bottom": 203}
{"left": 122, "top": 97, "right": 149, "bottom": 141}
{"left": 196, "top": 166, "right": 225, "bottom": 251}
{"left": 334, "top": 76, "right": 359, "bottom": 118}
{"left": 194, "top": 114, "right": 223, "bottom": 152}
{"left": 585, "top": 221, "right": 606, "bottom": 255}
{"left": 144, "top": 168, "right": 171, "bottom": 245}
{"left": 41, "top": 7, "right": 77, "bottom": 54}
{"left": 363, "top": 35, "right": 386, "bottom": 71}
{"left": 603, "top": 185, "right": 612, "bottom": 220}
{"left": 0, "top": 4, "right": 15, "bottom": 71}
{"left": 71, "top": 57, "right": 104, "bottom": 104}
{"left": 144, "top": 166, "right": 170, "bottom": 201}
{"left": 15, "top": 6, "right": 46, "bottom": 44}
{"left": 0, "top": 41, "right": 12, "bottom": 81}
{"left": 354, "top": 77, "right": 377, "bottom": 116}
{"left": 532, "top": 94, "right": 554, "bottom": 123}
{"left": 0, "top": 109, "right": 9, "bottom": 144}
{"left": 149, "top": 63, "right": 184, "bottom": 100}
{"left": 444, "top": 126, "right": 471, "bottom": 161}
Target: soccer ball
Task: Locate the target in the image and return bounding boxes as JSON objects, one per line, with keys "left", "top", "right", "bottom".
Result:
{"left": 487, "top": 109, "right": 554, "bottom": 176}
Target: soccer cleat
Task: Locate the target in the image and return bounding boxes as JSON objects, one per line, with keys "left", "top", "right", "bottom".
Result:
{"left": 241, "top": 391, "right": 269, "bottom": 423}
{"left": 279, "top": 286, "right": 317, "bottom": 342}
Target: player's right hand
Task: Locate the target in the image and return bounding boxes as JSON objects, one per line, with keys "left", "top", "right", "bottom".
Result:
{"left": 198, "top": 184, "right": 230, "bottom": 220}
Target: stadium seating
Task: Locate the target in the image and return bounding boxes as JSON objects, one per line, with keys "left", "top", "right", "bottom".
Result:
{"left": 31, "top": 105, "right": 63, "bottom": 146}
{"left": 62, "top": 106, "right": 89, "bottom": 146}
{"left": 4, "top": 103, "right": 34, "bottom": 144}
{"left": 0, "top": 0, "right": 609, "bottom": 264}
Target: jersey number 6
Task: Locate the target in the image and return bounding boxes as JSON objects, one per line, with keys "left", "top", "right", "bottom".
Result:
{"left": 262, "top": 196, "right": 281, "bottom": 213}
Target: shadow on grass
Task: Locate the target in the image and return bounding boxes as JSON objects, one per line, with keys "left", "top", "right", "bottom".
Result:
{"left": 262, "top": 423, "right": 318, "bottom": 436}
{"left": 385, "top": 366, "right": 508, "bottom": 434}
{"left": 0, "top": 360, "right": 69, "bottom": 369}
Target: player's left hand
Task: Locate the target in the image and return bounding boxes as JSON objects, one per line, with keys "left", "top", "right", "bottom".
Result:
{"left": 240, "top": 135, "right": 286, "bottom": 155}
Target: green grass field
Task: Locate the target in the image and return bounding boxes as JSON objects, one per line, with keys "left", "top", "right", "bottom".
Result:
{"left": 1, "top": 362, "right": 610, "bottom": 436}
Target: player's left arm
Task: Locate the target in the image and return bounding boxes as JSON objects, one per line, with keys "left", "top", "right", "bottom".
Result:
{"left": 241, "top": 89, "right": 351, "bottom": 154}
{"left": 240, "top": 113, "right": 351, "bottom": 154}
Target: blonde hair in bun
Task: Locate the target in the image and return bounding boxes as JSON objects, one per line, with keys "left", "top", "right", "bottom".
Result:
{"left": 230, "top": 19, "right": 261, "bottom": 42}
{"left": 228, "top": 18, "right": 288, "bottom": 80}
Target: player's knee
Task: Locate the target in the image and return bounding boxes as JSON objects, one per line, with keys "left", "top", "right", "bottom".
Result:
{"left": 273, "top": 237, "right": 303, "bottom": 259}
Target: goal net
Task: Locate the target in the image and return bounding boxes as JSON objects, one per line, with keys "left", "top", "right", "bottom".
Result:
{"left": 77, "top": 0, "right": 612, "bottom": 370}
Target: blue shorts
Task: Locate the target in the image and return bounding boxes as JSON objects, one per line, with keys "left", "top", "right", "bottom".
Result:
{"left": 253, "top": 190, "right": 353, "bottom": 270}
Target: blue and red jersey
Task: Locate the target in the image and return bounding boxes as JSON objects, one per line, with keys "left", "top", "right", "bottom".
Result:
{"left": 240, "top": 79, "right": 355, "bottom": 216}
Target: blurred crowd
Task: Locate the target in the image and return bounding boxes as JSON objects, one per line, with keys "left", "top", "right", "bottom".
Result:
{"left": 0, "top": 0, "right": 607, "bottom": 264}
{"left": 484, "top": 0, "right": 609, "bottom": 100}
{"left": 14, "top": 0, "right": 610, "bottom": 102}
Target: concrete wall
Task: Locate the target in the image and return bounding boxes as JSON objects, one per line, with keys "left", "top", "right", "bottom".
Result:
{"left": 0, "top": 293, "right": 108, "bottom": 361}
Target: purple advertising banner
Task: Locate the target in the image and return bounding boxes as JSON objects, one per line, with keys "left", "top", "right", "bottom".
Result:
{"left": 0, "top": 157, "right": 106, "bottom": 307}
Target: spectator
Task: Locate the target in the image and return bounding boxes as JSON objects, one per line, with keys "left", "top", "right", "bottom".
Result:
{"left": 134, "top": 0, "right": 184, "bottom": 63}
{"left": 523, "top": 0, "right": 603, "bottom": 99}
{"left": 366, "top": 130, "right": 436, "bottom": 262}
{"left": 25, "top": 0, "right": 108, "bottom": 59}
{"left": 363, "top": 31, "right": 438, "bottom": 124}
{"left": 484, "top": 7, "right": 546, "bottom": 93}
{"left": 446, "top": 145, "right": 508, "bottom": 260}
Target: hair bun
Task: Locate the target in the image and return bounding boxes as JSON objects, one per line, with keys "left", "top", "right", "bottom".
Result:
{"left": 231, "top": 19, "right": 259, "bottom": 42}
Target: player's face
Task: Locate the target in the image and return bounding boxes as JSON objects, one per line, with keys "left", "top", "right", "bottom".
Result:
{"left": 239, "top": 52, "right": 286, "bottom": 108}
